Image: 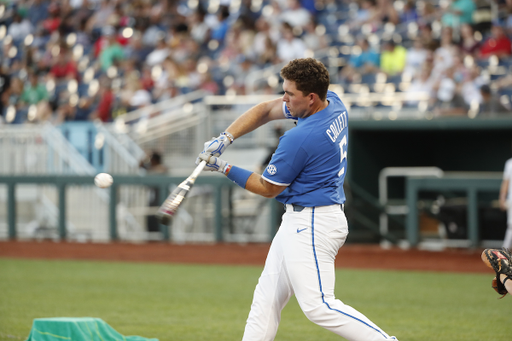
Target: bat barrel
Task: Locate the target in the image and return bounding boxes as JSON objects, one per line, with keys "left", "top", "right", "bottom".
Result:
{"left": 156, "top": 160, "right": 207, "bottom": 225}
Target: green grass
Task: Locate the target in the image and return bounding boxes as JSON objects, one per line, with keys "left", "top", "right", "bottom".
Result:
{"left": 0, "top": 258, "right": 511, "bottom": 341}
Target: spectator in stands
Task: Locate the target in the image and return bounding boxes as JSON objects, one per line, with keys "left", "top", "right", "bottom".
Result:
{"left": 99, "top": 26, "right": 125, "bottom": 71}
{"left": 452, "top": 54, "right": 470, "bottom": 84}
{"left": 432, "top": 66, "right": 466, "bottom": 115}
{"left": 172, "top": 35, "right": 202, "bottom": 65}
{"left": 478, "top": 24, "right": 512, "bottom": 59}
{"left": 403, "top": 39, "right": 429, "bottom": 77}
{"left": 59, "top": 12, "right": 77, "bottom": 37}
{"left": 256, "top": 35, "right": 278, "bottom": 66}
{"left": 124, "top": 32, "right": 151, "bottom": 66}
{"left": 6, "top": 77, "right": 24, "bottom": 120}
{"left": 73, "top": 0, "right": 94, "bottom": 29}
{"left": 142, "top": 14, "right": 167, "bottom": 48}
{"left": 276, "top": 22, "right": 306, "bottom": 62}
{"left": 251, "top": 17, "right": 279, "bottom": 64}
{"left": 153, "top": 56, "right": 185, "bottom": 100}
{"left": 75, "top": 17, "right": 93, "bottom": 53}
{"left": 495, "top": 72, "right": 512, "bottom": 90}
{"left": 400, "top": 0, "right": 419, "bottom": 24}
{"left": 0, "top": 64, "right": 11, "bottom": 120}
{"left": 460, "top": 64, "right": 487, "bottom": 107}
{"left": 49, "top": 50, "right": 79, "bottom": 81}
{"left": 145, "top": 34, "right": 170, "bottom": 67}
{"left": 140, "top": 65, "right": 155, "bottom": 93}
{"left": 8, "top": 12, "right": 33, "bottom": 43}
{"left": 375, "top": 0, "right": 400, "bottom": 26}
{"left": 503, "top": 0, "right": 512, "bottom": 36}
{"left": 459, "top": 23, "right": 480, "bottom": 57}
{"left": 210, "top": 6, "right": 231, "bottom": 46}
{"left": 349, "top": 0, "right": 379, "bottom": 31}
{"left": 85, "top": 0, "right": 114, "bottom": 35}
{"left": 125, "top": 77, "right": 152, "bottom": 112}
{"left": 188, "top": 6, "right": 210, "bottom": 48}
{"left": 88, "top": 77, "right": 115, "bottom": 122}
{"left": 441, "top": 0, "right": 476, "bottom": 28}
{"left": 405, "top": 65, "right": 435, "bottom": 107}
{"left": 199, "top": 71, "right": 220, "bottom": 95}
{"left": 302, "top": 18, "right": 329, "bottom": 51}
{"left": 380, "top": 40, "right": 407, "bottom": 76}
{"left": 231, "top": 56, "right": 259, "bottom": 95}
{"left": 19, "top": 71, "right": 51, "bottom": 122}
{"left": 27, "top": 0, "right": 50, "bottom": 27}
{"left": 341, "top": 37, "right": 380, "bottom": 83}
{"left": 280, "top": 0, "right": 312, "bottom": 29}
{"left": 218, "top": 21, "right": 250, "bottom": 67}
{"left": 41, "top": 2, "right": 62, "bottom": 34}
{"left": 431, "top": 27, "right": 457, "bottom": 81}
{"left": 477, "top": 84, "right": 512, "bottom": 116}
{"left": 418, "top": 22, "right": 439, "bottom": 51}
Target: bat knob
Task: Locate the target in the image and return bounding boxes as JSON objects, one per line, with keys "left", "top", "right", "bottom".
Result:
{"left": 158, "top": 214, "right": 171, "bottom": 226}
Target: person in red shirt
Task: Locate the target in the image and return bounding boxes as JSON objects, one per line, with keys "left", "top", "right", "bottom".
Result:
{"left": 49, "top": 51, "right": 78, "bottom": 81}
{"left": 89, "top": 78, "right": 115, "bottom": 122}
{"left": 478, "top": 25, "right": 512, "bottom": 59}
{"left": 42, "top": 3, "right": 61, "bottom": 34}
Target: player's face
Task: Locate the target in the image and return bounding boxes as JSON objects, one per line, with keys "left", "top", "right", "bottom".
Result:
{"left": 282, "top": 79, "right": 312, "bottom": 118}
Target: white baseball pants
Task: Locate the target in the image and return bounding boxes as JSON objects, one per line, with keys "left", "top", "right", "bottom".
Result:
{"left": 242, "top": 204, "right": 397, "bottom": 341}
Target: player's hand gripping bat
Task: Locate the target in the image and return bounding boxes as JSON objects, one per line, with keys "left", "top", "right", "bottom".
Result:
{"left": 157, "top": 160, "right": 206, "bottom": 225}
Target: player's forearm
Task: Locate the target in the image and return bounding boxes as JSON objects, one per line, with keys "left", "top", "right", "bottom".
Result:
{"left": 500, "top": 180, "right": 509, "bottom": 203}
{"left": 221, "top": 164, "right": 285, "bottom": 198}
{"left": 244, "top": 173, "right": 285, "bottom": 198}
{"left": 225, "top": 99, "right": 282, "bottom": 139}
{"left": 500, "top": 274, "right": 512, "bottom": 294}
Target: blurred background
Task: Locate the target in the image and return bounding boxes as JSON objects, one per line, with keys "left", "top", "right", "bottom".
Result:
{"left": 0, "top": 0, "right": 511, "bottom": 249}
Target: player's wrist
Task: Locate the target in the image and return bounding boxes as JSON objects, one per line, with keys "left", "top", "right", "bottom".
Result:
{"left": 222, "top": 164, "right": 232, "bottom": 175}
{"left": 226, "top": 165, "right": 252, "bottom": 188}
{"left": 221, "top": 131, "right": 234, "bottom": 144}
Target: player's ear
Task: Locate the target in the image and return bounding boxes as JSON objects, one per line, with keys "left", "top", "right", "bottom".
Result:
{"left": 308, "top": 92, "right": 316, "bottom": 104}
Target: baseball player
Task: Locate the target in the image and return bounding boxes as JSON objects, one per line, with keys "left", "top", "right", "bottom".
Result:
{"left": 197, "top": 58, "right": 398, "bottom": 341}
{"left": 499, "top": 157, "right": 512, "bottom": 248}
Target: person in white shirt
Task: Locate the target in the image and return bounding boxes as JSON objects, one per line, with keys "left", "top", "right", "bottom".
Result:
{"left": 499, "top": 155, "right": 512, "bottom": 248}
{"left": 276, "top": 22, "right": 306, "bottom": 62}
{"left": 7, "top": 13, "right": 33, "bottom": 43}
{"left": 279, "top": 0, "right": 311, "bottom": 29}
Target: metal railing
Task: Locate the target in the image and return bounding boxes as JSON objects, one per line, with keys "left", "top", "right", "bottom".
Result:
{"left": 0, "top": 175, "right": 279, "bottom": 243}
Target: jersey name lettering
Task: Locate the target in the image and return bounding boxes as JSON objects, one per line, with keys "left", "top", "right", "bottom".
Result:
{"left": 326, "top": 111, "right": 348, "bottom": 143}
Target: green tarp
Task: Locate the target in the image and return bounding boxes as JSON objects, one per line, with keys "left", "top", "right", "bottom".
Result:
{"left": 26, "top": 317, "right": 158, "bottom": 341}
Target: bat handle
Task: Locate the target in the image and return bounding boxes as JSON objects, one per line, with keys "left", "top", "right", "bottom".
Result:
{"left": 190, "top": 160, "right": 207, "bottom": 179}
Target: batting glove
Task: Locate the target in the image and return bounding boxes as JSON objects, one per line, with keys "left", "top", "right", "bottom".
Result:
{"left": 198, "top": 153, "right": 231, "bottom": 174}
{"left": 195, "top": 132, "right": 233, "bottom": 169}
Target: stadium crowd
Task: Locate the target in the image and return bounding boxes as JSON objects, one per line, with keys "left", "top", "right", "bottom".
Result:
{"left": 0, "top": 0, "right": 511, "bottom": 124}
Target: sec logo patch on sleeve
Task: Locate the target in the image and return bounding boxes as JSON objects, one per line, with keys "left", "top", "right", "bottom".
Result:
{"left": 266, "top": 164, "right": 277, "bottom": 175}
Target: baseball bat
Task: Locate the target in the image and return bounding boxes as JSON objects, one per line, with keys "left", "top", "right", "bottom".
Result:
{"left": 157, "top": 160, "right": 207, "bottom": 225}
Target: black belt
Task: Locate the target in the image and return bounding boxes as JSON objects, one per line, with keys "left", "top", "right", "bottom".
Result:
{"left": 289, "top": 204, "right": 344, "bottom": 212}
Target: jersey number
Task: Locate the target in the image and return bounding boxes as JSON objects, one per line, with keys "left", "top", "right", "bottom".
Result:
{"left": 338, "top": 135, "right": 347, "bottom": 177}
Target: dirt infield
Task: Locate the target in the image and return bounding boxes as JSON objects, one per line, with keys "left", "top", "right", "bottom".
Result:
{"left": 0, "top": 241, "right": 491, "bottom": 274}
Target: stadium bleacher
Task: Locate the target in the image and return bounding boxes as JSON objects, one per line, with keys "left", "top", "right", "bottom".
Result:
{"left": 0, "top": 0, "right": 511, "bottom": 125}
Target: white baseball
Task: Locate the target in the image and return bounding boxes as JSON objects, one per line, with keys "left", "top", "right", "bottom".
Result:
{"left": 94, "top": 173, "right": 113, "bottom": 188}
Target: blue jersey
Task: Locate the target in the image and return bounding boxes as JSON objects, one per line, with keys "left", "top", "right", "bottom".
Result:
{"left": 262, "top": 90, "right": 348, "bottom": 206}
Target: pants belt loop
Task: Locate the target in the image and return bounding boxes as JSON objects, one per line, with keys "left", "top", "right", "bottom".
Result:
{"left": 292, "top": 204, "right": 305, "bottom": 212}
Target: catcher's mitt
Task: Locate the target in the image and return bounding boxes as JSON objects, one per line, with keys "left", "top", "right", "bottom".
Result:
{"left": 481, "top": 248, "right": 512, "bottom": 276}
{"left": 492, "top": 277, "right": 508, "bottom": 299}
{"left": 482, "top": 248, "right": 512, "bottom": 298}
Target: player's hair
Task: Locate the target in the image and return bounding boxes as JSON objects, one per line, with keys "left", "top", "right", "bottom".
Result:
{"left": 280, "top": 58, "right": 330, "bottom": 101}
